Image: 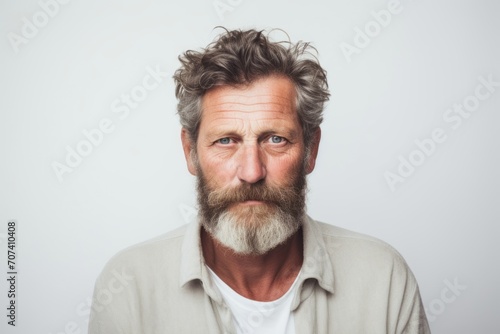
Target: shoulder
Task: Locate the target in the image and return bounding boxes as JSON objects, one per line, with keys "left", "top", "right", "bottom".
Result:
{"left": 89, "top": 224, "right": 200, "bottom": 332}
{"left": 317, "top": 220, "right": 401, "bottom": 252}
{"left": 97, "top": 224, "right": 189, "bottom": 280}
{"left": 310, "top": 219, "right": 412, "bottom": 275}
{"left": 307, "top": 218, "right": 421, "bottom": 301}
{"left": 306, "top": 219, "right": 430, "bottom": 332}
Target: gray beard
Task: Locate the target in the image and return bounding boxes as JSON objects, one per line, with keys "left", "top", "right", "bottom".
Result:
{"left": 205, "top": 204, "right": 303, "bottom": 255}
{"left": 196, "top": 165, "right": 307, "bottom": 255}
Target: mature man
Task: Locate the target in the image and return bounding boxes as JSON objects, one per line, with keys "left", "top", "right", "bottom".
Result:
{"left": 89, "top": 29, "right": 430, "bottom": 333}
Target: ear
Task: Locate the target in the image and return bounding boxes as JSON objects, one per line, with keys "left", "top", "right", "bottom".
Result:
{"left": 305, "top": 127, "right": 321, "bottom": 174}
{"left": 181, "top": 128, "right": 197, "bottom": 176}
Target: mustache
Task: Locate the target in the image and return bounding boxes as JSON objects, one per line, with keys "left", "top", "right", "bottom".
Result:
{"left": 205, "top": 181, "right": 296, "bottom": 208}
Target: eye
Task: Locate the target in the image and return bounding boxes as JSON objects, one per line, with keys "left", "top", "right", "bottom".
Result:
{"left": 270, "top": 135, "right": 285, "bottom": 144}
{"left": 217, "top": 137, "right": 232, "bottom": 145}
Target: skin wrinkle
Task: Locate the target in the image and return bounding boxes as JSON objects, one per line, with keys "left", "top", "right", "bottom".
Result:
{"left": 203, "top": 127, "right": 300, "bottom": 148}
{"left": 194, "top": 77, "right": 306, "bottom": 187}
{"left": 174, "top": 30, "right": 330, "bottom": 153}
{"left": 199, "top": 84, "right": 301, "bottom": 165}
{"left": 180, "top": 75, "right": 321, "bottom": 301}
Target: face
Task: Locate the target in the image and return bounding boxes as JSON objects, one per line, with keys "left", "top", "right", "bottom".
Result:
{"left": 181, "top": 76, "right": 320, "bottom": 254}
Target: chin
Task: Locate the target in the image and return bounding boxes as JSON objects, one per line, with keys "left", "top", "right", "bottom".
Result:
{"left": 207, "top": 207, "right": 301, "bottom": 255}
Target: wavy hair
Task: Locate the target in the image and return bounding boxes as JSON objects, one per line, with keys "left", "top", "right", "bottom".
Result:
{"left": 173, "top": 28, "right": 330, "bottom": 146}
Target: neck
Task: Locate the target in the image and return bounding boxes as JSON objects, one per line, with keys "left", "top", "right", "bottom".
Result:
{"left": 201, "top": 227, "right": 303, "bottom": 301}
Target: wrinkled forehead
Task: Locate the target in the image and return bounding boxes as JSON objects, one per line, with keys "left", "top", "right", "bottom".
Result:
{"left": 201, "top": 76, "right": 298, "bottom": 120}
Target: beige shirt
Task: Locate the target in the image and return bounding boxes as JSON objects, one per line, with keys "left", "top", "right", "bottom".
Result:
{"left": 88, "top": 216, "right": 430, "bottom": 334}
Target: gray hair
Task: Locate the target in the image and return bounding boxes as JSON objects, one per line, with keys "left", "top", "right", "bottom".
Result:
{"left": 173, "top": 28, "right": 330, "bottom": 146}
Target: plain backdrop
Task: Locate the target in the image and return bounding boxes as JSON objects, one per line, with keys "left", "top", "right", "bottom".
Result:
{"left": 1, "top": 0, "right": 499, "bottom": 333}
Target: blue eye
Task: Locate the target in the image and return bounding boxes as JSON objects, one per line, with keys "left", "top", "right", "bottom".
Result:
{"left": 218, "top": 138, "right": 231, "bottom": 144}
{"left": 271, "top": 136, "right": 284, "bottom": 143}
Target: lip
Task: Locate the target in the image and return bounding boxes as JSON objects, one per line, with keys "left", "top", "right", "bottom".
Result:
{"left": 240, "top": 200, "right": 265, "bottom": 205}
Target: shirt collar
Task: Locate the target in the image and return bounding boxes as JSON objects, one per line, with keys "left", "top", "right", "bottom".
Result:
{"left": 291, "top": 215, "right": 335, "bottom": 309}
{"left": 179, "top": 220, "right": 224, "bottom": 303}
{"left": 179, "top": 215, "right": 335, "bottom": 306}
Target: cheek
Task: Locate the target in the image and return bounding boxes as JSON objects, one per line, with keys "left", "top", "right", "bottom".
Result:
{"left": 197, "top": 151, "right": 238, "bottom": 184}
{"left": 265, "top": 153, "right": 303, "bottom": 182}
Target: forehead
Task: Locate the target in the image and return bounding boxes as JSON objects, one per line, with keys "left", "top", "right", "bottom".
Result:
{"left": 201, "top": 76, "right": 298, "bottom": 124}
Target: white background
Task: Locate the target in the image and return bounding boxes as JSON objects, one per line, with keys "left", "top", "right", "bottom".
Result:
{"left": 1, "top": 0, "right": 499, "bottom": 333}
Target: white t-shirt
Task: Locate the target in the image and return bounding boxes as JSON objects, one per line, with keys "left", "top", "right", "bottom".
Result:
{"left": 208, "top": 267, "right": 300, "bottom": 334}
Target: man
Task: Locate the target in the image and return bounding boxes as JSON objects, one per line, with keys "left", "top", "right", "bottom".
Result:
{"left": 89, "top": 28, "right": 430, "bottom": 334}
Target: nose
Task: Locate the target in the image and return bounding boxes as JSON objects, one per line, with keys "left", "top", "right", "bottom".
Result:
{"left": 236, "top": 143, "right": 266, "bottom": 184}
